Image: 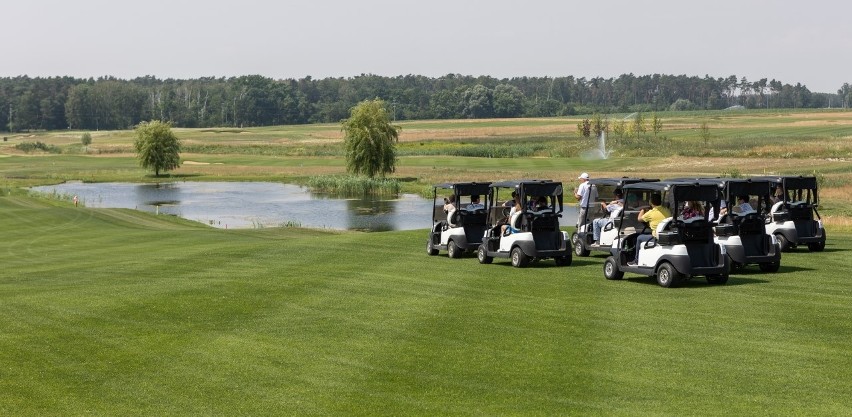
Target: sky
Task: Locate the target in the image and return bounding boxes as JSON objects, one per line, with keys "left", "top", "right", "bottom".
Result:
{"left": 3, "top": 0, "right": 850, "bottom": 93}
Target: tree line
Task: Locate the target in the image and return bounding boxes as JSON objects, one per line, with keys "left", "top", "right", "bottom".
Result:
{"left": 1, "top": 73, "right": 849, "bottom": 132}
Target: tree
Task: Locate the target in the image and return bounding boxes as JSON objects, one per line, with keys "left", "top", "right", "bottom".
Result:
{"left": 669, "top": 98, "right": 694, "bottom": 111}
{"left": 612, "top": 119, "right": 627, "bottom": 138}
{"left": 134, "top": 120, "right": 181, "bottom": 176}
{"left": 577, "top": 119, "right": 591, "bottom": 137}
{"left": 342, "top": 99, "right": 400, "bottom": 178}
{"left": 632, "top": 112, "right": 646, "bottom": 139}
{"left": 591, "top": 112, "right": 608, "bottom": 138}
{"left": 462, "top": 85, "right": 493, "bottom": 118}
{"left": 80, "top": 132, "right": 92, "bottom": 147}
{"left": 651, "top": 113, "right": 663, "bottom": 137}
{"left": 492, "top": 84, "right": 524, "bottom": 117}
{"left": 700, "top": 121, "right": 711, "bottom": 146}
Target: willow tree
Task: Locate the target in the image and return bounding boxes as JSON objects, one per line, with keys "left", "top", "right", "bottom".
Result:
{"left": 341, "top": 99, "right": 400, "bottom": 178}
{"left": 134, "top": 120, "right": 181, "bottom": 176}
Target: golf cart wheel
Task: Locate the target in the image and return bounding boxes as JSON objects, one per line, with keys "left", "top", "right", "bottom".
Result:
{"left": 573, "top": 236, "right": 591, "bottom": 257}
{"left": 656, "top": 262, "right": 681, "bottom": 288}
{"left": 427, "top": 238, "right": 438, "bottom": 256}
{"left": 604, "top": 256, "right": 624, "bottom": 280}
{"left": 729, "top": 260, "right": 744, "bottom": 272}
{"left": 759, "top": 262, "right": 780, "bottom": 273}
{"left": 554, "top": 255, "right": 572, "bottom": 267}
{"left": 448, "top": 240, "right": 462, "bottom": 258}
{"left": 511, "top": 247, "right": 530, "bottom": 268}
{"left": 477, "top": 245, "right": 493, "bottom": 264}
{"left": 807, "top": 241, "right": 825, "bottom": 252}
{"left": 706, "top": 273, "right": 729, "bottom": 285}
{"left": 775, "top": 234, "right": 791, "bottom": 252}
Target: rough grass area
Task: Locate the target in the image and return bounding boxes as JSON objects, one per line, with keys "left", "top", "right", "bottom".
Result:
{"left": 1, "top": 195, "right": 850, "bottom": 415}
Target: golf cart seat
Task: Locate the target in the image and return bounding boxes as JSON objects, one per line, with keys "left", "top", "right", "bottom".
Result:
{"left": 681, "top": 218, "right": 712, "bottom": 242}
{"left": 502, "top": 211, "right": 523, "bottom": 236}
{"left": 530, "top": 211, "right": 560, "bottom": 231}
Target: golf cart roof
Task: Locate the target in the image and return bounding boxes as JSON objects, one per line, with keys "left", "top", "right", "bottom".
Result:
{"left": 666, "top": 177, "right": 772, "bottom": 197}
{"left": 753, "top": 175, "right": 818, "bottom": 190}
{"left": 588, "top": 177, "right": 660, "bottom": 187}
{"left": 489, "top": 179, "right": 563, "bottom": 195}
{"left": 623, "top": 180, "right": 722, "bottom": 201}
{"left": 489, "top": 179, "right": 554, "bottom": 188}
{"left": 432, "top": 182, "right": 491, "bottom": 195}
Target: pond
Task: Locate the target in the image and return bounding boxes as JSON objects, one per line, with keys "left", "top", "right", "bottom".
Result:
{"left": 30, "top": 182, "right": 580, "bottom": 231}
{"left": 31, "top": 182, "right": 435, "bottom": 231}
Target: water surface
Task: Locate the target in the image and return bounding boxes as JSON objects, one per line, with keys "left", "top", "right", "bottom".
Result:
{"left": 32, "top": 182, "right": 432, "bottom": 231}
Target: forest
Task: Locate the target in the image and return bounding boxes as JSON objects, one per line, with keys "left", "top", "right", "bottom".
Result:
{"left": 2, "top": 73, "right": 850, "bottom": 131}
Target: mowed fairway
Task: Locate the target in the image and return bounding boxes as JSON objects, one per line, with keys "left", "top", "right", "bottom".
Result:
{"left": 1, "top": 196, "right": 850, "bottom": 415}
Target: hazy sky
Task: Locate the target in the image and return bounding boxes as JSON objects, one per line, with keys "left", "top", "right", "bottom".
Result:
{"left": 4, "top": 0, "right": 850, "bottom": 93}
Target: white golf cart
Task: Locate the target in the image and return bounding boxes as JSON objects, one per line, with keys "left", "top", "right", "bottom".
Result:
{"left": 427, "top": 182, "right": 491, "bottom": 258}
{"left": 573, "top": 177, "right": 659, "bottom": 257}
{"left": 603, "top": 181, "right": 730, "bottom": 288}
{"left": 477, "top": 180, "right": 572, "bottom": 267}
{"left": 756, "top": 175, "right": 826, "bottom": 252}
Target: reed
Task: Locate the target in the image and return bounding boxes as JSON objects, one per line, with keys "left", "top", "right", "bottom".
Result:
{"left": 307, "top": 175, "right": 401, "bottom": 197}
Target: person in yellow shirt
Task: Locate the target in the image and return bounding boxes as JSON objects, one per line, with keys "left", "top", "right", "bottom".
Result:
{"left": 631, "top": 193, "right": 672, "bottom": 265}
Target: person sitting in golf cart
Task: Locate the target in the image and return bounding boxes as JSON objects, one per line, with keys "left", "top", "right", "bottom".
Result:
{"left": 501, "top": 194, "right": 523, "bottom": 236}
{"left": 592, "top": 189, "right": 624, "bottom": 246}
{"left": 466, "top": 195, "right": 484, "bottom": 211}
{"left": 631, "top": 193, "right": 672, "bottom": 265}
{"left": 443, "top": 195, "right": 458, "bottom": 227}
{"left": 681, "top": 200, "right": 705, "bottom": 220}
{"left": 733, "top": 195, "right": 756, "bottom": 215}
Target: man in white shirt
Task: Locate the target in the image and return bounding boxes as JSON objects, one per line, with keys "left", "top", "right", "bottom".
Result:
{"left": 575, "top": 172, "right": 591, "bottom": 227}
{"left": 592, "top": 190, "right": 623, "bottom": 246}
{"left": 735, "top": 195, "right": 756, "bottom": 215}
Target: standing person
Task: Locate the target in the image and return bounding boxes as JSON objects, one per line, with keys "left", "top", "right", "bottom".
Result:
{"left": 574, "top": 172, "right": 591, "bottom": 227}
{"left": 631, "top": 193, "right": 672, "bottom": 265}
{"left": 73, "top": 195, "right": 78, "bottom": 207}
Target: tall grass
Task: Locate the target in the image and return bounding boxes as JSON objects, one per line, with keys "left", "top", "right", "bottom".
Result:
{"left": 398, "top": 142, "right": 551, "bottom": 158}
{"left": 307, "top": 175, "right": 401, "bottom": 197}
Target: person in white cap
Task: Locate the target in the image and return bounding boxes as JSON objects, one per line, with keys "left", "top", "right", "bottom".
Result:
{"left": 575, "top": 172, "right": 591, "bottom": 227}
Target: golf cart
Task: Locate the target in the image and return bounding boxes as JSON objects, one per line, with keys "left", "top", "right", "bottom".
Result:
{"left": 756, "top": 175, "right": 826, "bottom": 252}
{"left": 603, "top": 181, "right": 730, "bottom": 287}
{"left": 573, "top": 177, "right": 659, "bottom": 257}
{"left": 708, "top": 178, "right": 782, "bottom": 272}
{"left": 477, "top": 180, "right": 572, "bottom": 267}
{"left": 427, "top": 182, "right": 491, "bottom": 258}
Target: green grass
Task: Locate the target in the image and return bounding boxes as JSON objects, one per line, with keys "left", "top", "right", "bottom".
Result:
{"left": 306, "top": 175, "right": 401, "bottom": 197}
{"left": 1, "top": 195, "right": 850, "bottom": 415}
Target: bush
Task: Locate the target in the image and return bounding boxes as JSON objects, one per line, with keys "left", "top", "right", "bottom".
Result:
{"left": 14, "top": 141, "right": 62, "bottom": 154}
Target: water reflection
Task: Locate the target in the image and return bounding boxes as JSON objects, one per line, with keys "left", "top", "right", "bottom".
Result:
{"left": 346, "top": 198, "right": 401, "bottom": 231}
